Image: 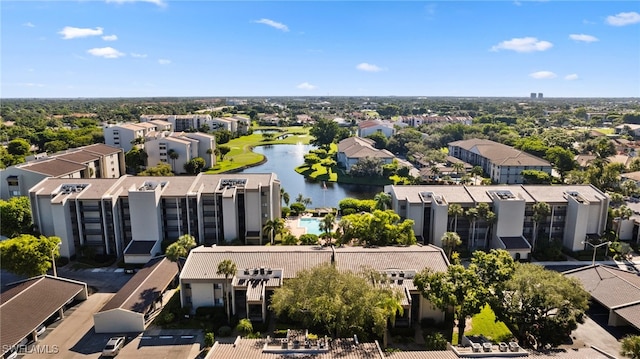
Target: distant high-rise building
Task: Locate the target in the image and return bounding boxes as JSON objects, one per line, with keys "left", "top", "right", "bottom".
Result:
{"left": 530, "top": 93, "right": 537, "bottom": 99}
{"left": 538, "top": 93, "right": 543, "bottom": 99}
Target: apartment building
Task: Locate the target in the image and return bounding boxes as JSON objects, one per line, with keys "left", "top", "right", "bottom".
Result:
{"left": 140, "top": 114, "right": 250, "bottom": 135}
{"left": 385, "top": 184, "right": 609, "bottom": 259}
{"left": 28, "top": 173, "right": 281, "bottom": 260}
{"left": 336, "top": 137, "right": 395, "bottom": 173}
{"left": 448, "top": 138, "right": 552, "bottom": 184}
{"left": 143, "top": 131, "right": 216, "bottom": 173}
{"left": 179, "top": 245, "right": 448, "bottom": 326}
{"left": 0, "top": 144, "right": 124, "bottom": 200}
{"left": 104, "top": 122, "right": 173, "bottom": 152}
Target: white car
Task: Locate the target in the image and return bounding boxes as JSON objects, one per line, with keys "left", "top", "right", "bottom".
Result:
{"left": 102, "top": 336, "right": 125, "bottom": 357}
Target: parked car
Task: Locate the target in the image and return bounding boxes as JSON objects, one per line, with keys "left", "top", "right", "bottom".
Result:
{"left": 102, "top": 336, "right": 125, "bottom": 357}
{"left": 35, "top": 325, "right": 46, "bottom": 337}
{"left": 3, "top": 347, "right": 18, "bottom": 359}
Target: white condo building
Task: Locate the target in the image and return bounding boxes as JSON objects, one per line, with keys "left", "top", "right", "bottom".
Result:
{"left": 448, "top": 138, "right": 552, "bottom": 184}
{"left": 28, "top": 173, "right": 281, "bottom": 261}
{"left": 385, "top": 184, "right": 609, "bottom": 260}
{"left": 0, "top": 144, "right": 124, "bottom": 200}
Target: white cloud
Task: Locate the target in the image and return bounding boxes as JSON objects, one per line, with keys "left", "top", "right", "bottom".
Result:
{"left": 565, "top": 74, "right": 579, "bottom": 81}
{"left": 87, "top": 47, "right": 125, "bottom": 59}
{"left": 102, "top": 35, "right": 118, "bottom": 41}
{"left": 297, "top": 82, "right": 317, "bottom": 90}
{"left": 131, "top": 53, "right": 148, "bottom": 58}
{"left": 59, "top": 26, "right": 103, "bottom": 39}
{"left": 105, "top": 0, "right": 167, "bottom": 7}
{"left": 606, "top": 11, "right": 640, "bottom": 26}
{"left": 569, "top": 34, "right": 598, "bottom": 43}
{"left": 529, "top": 71, "right": 557, "bottom": 79}
{"left": 158, "top": 59, "right": 171, "bottom": 65}
{"left": 490, "top": 37, "right": 553, "bottom": 53}
{"left": 356, "top": 63, "right": 383, "bottom": 72}
{"left": 23, "top": 22, "right": 35, "bottom": 28}
{"left": 253, "top": 18, "right": 289, "bottom": 32}
{"left": 18, "top": 83, "right": 45, "bottom": 88}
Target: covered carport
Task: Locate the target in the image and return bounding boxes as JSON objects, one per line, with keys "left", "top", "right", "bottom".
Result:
{"left": 564, "top": 264, "right": 640, "bottom": 332}
{"left": 93, "top": 256, "right": 178, "bottom": 333}
{"left": 0, "top": 275, "right": 88, "bottom": 357}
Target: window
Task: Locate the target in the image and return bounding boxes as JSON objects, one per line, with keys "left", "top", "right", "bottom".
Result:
{"left": 7, "top": 179, "right": 18, "bottom": 186}
{"left": 215, "top": 298, "right": 224, "bottom": 306}
{"left": 185, "top": 283, "right": 191, "bottom": 289}
{"left": 400, "top": 205, "right": 406, "bottom": 210}
{"left": 214, "top": 283, "right": 222, "bottom": 289}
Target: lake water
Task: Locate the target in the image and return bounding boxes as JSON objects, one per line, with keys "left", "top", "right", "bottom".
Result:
{"left": 238, "top": 143, "right": 382, "bottom": 208}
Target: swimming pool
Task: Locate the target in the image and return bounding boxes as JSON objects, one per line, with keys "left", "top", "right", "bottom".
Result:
{"left": 298, "top": 217, "right": 323, "bottom": 236}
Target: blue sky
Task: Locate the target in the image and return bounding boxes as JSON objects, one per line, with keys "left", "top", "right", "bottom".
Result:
{"left": 2, "top": 1, "right": 639, "bottom": 98}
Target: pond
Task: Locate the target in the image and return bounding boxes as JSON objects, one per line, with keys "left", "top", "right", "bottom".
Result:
{"left": 238, "top": 144, "right": 382, "bottom": 209}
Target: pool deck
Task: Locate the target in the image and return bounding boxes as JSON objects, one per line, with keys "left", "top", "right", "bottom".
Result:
{"left": 286, "top": 214, "right": 313, "bottom": 237}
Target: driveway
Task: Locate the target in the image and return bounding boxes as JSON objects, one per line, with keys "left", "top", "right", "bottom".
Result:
{"left": 23, "top": 293, "right": 114, "bottom": 359}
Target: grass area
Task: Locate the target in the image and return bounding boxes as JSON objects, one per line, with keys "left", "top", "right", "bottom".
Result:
{"left": 206, "top": 126, "right": 311, "bottom": 174}
{"left": 452, "top": 305, "right": 512, "bottom": 345}
{"left": 593, "top": 127, "right": 615, "bottom": 135}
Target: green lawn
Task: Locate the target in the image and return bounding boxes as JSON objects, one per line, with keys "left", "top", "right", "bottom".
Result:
{"left": 452, "top": 305, "right": 512, "bottom": 345}
{"left": 206, "top": 126, "right": 311, "bottom": 173}
{"left": 593, "top": 127, "right": 614, "bottom": 135}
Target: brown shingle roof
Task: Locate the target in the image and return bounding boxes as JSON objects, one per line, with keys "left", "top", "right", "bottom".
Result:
{"left": 208, "top": 338, "right": 383, "bottom": 359}
{"left": 181, "top": 246, "right": 334, "bottom": 281}
{"left": 20, "top": 158, "right": 87, "bottom": 177}
{"left": 99, "top": 257, "right": 177, "bottom": 313}
{"left": 565, "top": 265, "right": 640, "bottom": 307}
{"left": 80, "top": 143, "right": 122, "bottom": 155}
{"left": 56, "top": 151, "right": 100, "bottom": 164}
{"left": 334, "top": 246, "right": 449, "bottom": 274}
{"left": 0, "top": 276, "right": 86, "bottom": 349}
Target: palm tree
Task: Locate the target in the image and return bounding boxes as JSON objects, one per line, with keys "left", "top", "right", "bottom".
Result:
{"left": 430, "top": 165, "right": 440, "bottom": 182}
{"left": 614, "top": 205, "right": 634, "bottom": 239}
{"left": 263, "top": 218, "right": 285, "bottom": 245}
{"left": 441, "top": 232, "right": 462, "bottom": 260}
{"left": 319, "top": 213, "right": 336, "bottom": 244}
{"left": 471, "top": 166, "right": 483, "bottom": 184}
{"left": 168, "top": 149, "right": 179, "bottom": 172}
{"left": 295, "top": 193, "right": 312, "bottom": 206}
{"left": 448, "top": 204, "right": 464, "bottom": 232}
{"left": 335, "top": 218, "right": 353, "bottom": 245}
{"left": 216, "top": 259, "right": 237, "bottom": 323}
{"left": 482, "top": 211, "right": 496, "bottom": 249}
{"left": 452, "top": 162, "right": 465, "bottom": 177}
{"left": 280, "top": 188, "right": 290, "bottom": 206}
{"left": 532, "top": 202, "right": 551, "bottom": 251}
{"left": 374, "top": 192, "right": 391, "bottom": 211}
{"left": 465, "top": 207, "right": 479, "bottom": 248}
{"left": 165, "top": 234, "right": 196, "bottom": 272}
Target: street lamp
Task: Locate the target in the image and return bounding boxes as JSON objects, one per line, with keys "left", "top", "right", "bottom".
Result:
{"left": 581, "top": 240, "right": 611, "bottom": 266}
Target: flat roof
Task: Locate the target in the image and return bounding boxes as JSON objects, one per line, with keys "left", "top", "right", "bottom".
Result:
{"left": 499, "top": 236, "right": 531, "bottom": 250}
{"left": 208, "top": 338, "right": 383, "bottom": 359}
{"left": 1, "top": 276, "right": 87, "bottom": 350}
{"left": 124, "top": 240, "right": 158, "bottom": 255}
{"left": 99, "top": 257, "right": 177, "bottom": 313}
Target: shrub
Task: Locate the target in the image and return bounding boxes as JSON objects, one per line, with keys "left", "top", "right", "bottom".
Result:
{"left": 424, "top": 332, "right": 448, "bottom": 350}
{"left": 163, "top": 312, "right": 175, "bottom": 324}
{"left": 218, "top": 326, "right": 232, "bottom": 337}
{"left": 246, "top": 332, "right": 262, "bottom": 339}
{"left": 299, "top": 234, "right": 319, "bottom": 245}
{"left": 236, "top": 318, "right": 253, "bottom": 335}
{"left": 342, "top": 208, "right": 356, "bottom": 216}
{"left": 204, "top": 332, "right": 215, "bottom": 347}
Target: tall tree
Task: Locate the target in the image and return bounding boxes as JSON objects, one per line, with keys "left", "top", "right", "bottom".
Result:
{"left": 0, "top": 235, "right": 61, "bottom": 277}
{"left": 373, "top": 192, "right": 391, "bottom": 211}
{"left": 183, "top": 157, "right": 206, "bottom": 174}
{"left": 165, "top": 234, "right": 196, "bottom": 271}
{"left": 470, "top": 166, "right": 483, "bottom": 184}
{"left": 491, "top": 263, "right": 589, "bottom": 350}
{"left": 319, "top": 213, "right": 336, "bottom": 243}
{"left": 465, "top": 207, "right": 479, "bottom": 247}
{"left": 263, "top": 218, "right": 285, "bottom": 245}
{"left": 216, "top": 259, "right": 237, "bottom": 323}
{"left": 531, "top": 202, "right": 551, "bottom": 250}
{"left": 309, "top": 119, "right": 339, "bottom": 148}
{"left": 168, "top": 149, "right": 179, "bottom": 172}
{"left": 7, "top": 138, "right": 31, "bottom": 157}
{"left": 441, "top": 232, "right": 462, "bottom": 260}
{"left": 0, "top": 196, "right": 33, "bottom": 237}
{"left": 270, "top": 264, "right": 403, "bottom": 340}
{"left": 280, "top": 188, "right": 290, "bottom": 206}
{"left": 448, "top": 203, "right": 464, "bottom": 232}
